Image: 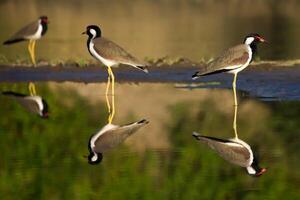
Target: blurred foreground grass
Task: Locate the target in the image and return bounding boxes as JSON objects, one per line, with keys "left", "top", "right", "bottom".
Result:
{"left": 0, "top": 83, "right": 299, "bottom": 199}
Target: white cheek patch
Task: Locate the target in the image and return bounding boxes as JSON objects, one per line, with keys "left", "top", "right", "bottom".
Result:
{"left": 246, "top": 166, "right": 256, "bottom": 174}
{"left": 245, "top": 37, "right": 255, "bottom": 45}
{"left": 89, "top": 29, "right": 97, "bottom": 38}
{"left": 91, "top": 153, "right": 98, "bottom": 162}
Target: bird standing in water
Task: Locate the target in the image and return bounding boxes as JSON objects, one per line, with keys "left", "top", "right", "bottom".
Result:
{"left": 192, "top": 33, "right": 267, "bottom": 106}
{"left": 82, "top": 25, "right": 148, "bottom": 124}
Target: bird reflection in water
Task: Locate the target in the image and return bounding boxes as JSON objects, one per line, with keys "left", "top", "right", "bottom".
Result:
{"left": 86, "top": 83, "right": 149, "bottom": 164}
{"left": 193, "top": 104, "right": 266, "bottom": 176}
{"left": 2, "top": 91, "right": 49, "bottom": 118}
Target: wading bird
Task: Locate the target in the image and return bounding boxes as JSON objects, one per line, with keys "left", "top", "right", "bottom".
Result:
{"left": 82, "top": 25, "right": 148, "bottom": 123}
{"left": 3, "top": 16, "right": 49, "bottom": 96}
{"left": 3, "top": 16, "right": 49, "bottom": 65}
{"left": 192, "top": 33, "right": 266, "bottom": 106}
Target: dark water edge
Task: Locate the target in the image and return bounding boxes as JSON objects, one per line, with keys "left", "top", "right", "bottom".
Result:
{"left": 1, "top": 64, "right": 300, "bottom": 100}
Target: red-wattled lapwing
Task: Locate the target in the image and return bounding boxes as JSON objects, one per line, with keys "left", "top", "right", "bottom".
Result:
{"left": 192, "top": 33, "right": 267, "bottom": 106}
{"left": 2, "top": 91, "right": 49, "bottom": 118}
{"left": 3, "top": 16, "right": 49, "bottom": 65}
{"left": 82, "top": 25, "right": 148, "bottom": 123}
{"left": 192, "top": 132, "right": 267, "bottom": 177}
{"left": 87, "top": 119, "right": 149, "bottom": 164}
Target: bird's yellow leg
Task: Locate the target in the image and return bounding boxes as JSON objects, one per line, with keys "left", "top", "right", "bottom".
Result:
{"left": 31, "top": 40, "right": 36, "bottom": 66}
{"left": 105, "top": 68, "right": 111, "bottom": 119}
{"left": 233, "top": 104, "right": 239, "bottom": 139}
{"left": 28, "top": 40, "right": 33, "bottom": 64}
{"left": 108, "top": 66, "right": 115, "bottom": 124}
{"left": 28, "top": 82, "right": 37, "bottom": 96}
{"left": 27, "top": 41, "right": 37, "bottom": 95}
{"left": 28, "top": 40, "right": 36, "bottom": 65}
{"left": 232, "top": 73, "right": 238, "bottom": 106}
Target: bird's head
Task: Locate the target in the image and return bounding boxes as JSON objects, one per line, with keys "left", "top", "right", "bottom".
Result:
{"left": 247, "top": 166, "right": 267, "bottom": 177}
{"left": 88, "top": 152, "right": 103, "bottom": 165}
{"left": 40, "top": 16, "right": 49, "bottom": 24}
{"left": 40, "top": 99, "right": 49, "bottom": 119}
{"left": 246, "top": 156, "right": 267, "bottom": 177}
{"left": 82, "top": 25, "right": 102, "bottom": 39}
{"left": 244, "top": 33, "right": 267, "bottom": 45}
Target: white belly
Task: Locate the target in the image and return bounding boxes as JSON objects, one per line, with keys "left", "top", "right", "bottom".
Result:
{"left": 227, "top": 64, "right": 249, "bottom": 74}
{"left": 228, "top": 45, "right": 253, "bottom": 74}
{"left": 89, "top": 42, "right": 118, "bottom": 67}
{"left": 25, "top": 24, "right": 43, "bottom": 40}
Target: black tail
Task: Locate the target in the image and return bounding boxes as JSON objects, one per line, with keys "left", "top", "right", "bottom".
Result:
{"left": 192, "top": 132, "right": 202, "bottom": 140}
{"left": 2, "top": 91, "right": 26, "bottom": 97}
{"left": 137, "top": 66, "right": 149, "bottom": 73}
{"left": 192, "top": 132, "right": 231, "bottom": 143}
{"left": 192, "top": 71, "right": 200, "bottom": 80}
{"left": 3, "top": 38, "right": 25, "bottom": 45}
{"left": 138, "top": 119, "right": 149, "bottom": 124}
{"left": 193, "top": 69, "right": 231, "bottom": 79}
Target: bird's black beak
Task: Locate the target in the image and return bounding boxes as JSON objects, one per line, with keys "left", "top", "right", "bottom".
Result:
{"left": 82, "top": 31, "right": 87, "bottom": 35}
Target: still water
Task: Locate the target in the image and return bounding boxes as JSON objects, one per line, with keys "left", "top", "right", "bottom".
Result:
{"left": 0, "top": 82, "right": 299, "bottom": 199}
{"left": 0, "top": 0, "right": 300, "bottom": 63}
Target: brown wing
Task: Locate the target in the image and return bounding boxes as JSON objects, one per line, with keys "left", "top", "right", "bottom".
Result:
{"left": 196, "top": 136, "right": 251, "bottom": 167}
{"left": 93, "top": 37, "right": 146, "bottom": 66}
{"left": 94, "top": 120, "right": 148, "bottom": 153}
{"left": 16, "top": 97, "right": 41, "bottom": 114}
{"left": 7, "top": 21, "right": 39, "bottom": 41}
{"left": 199, "top": 44, "right": 250, "bottom": 75}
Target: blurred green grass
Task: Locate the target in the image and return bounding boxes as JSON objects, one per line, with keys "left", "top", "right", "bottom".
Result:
{"left": 0, "top": 83, "right": 299, "bottom": 199}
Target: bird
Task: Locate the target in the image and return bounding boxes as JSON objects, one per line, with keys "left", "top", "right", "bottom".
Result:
{"left": 87, "top": 119, "right": 149, "bottom": 164}
{"left": 2, "top": 91, "right": 49, "bottom": 118}
{"left": 3, "top": 16, "right": 49, "bottom": 66}
{"left": 192, "top": 132, "right": 266, "bottom": 176}
{"left": 82, "top": 25, "right": 148, "bottom": 121}
{"left": 192, "top": 33, "right": 267, "bottom": 106}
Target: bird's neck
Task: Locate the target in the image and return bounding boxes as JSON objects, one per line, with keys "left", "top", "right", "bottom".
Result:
{"left": 86, "top": 37, "right": 94, "bottom": 56}
{"left": 247, "top": 42, "right": 257, "bottom": 63}
{"left": 41, "top": 23, "right": 48, "bottom": 36}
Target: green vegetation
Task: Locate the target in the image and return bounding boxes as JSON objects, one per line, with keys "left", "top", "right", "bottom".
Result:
{"left": 0, "top": 84, "right": 299, "bottom": 199}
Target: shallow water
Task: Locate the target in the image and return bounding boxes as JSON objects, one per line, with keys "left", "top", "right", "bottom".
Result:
{"left": 1, "top": 65, "right": 300, "bottom": 100}
{"left": 0, "top": 82, "right": 299, "bottom": 199}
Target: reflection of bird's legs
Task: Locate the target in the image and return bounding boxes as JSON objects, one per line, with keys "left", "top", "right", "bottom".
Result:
{"left": 233, "top": 104, "right": 238, "bottom": 139}
{"left": 232, "top": 73, "right": 238, "bottom": 106}
{"left": 108, "top": 66, "right": 115, "bottom": 124}
{"left": 28, "top": 82, "right": 37, "bottom": 96}
{"left": 105, "top": 68, "right": 111, "bottom": 117}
